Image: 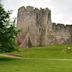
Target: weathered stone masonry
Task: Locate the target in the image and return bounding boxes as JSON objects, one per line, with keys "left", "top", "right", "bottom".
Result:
{"left": 17, "top": 6, "right": 72, "bottom": 48}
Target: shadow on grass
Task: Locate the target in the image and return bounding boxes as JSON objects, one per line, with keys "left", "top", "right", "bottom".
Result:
{"left": 0, "top": 57, "right": 17, "bottom": 61}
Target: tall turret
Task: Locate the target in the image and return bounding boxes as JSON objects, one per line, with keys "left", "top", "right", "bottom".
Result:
{"left": 17, "top": 6, "right": 52, "bottom": 47}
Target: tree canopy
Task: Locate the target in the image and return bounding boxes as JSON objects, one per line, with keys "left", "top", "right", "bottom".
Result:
{"left": 0, "top": 4, "right": 19, "bottom": 52}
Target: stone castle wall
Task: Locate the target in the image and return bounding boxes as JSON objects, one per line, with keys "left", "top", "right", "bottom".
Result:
{"left": 52, "top": 23, "right": 72, "bottom": 44}
{"left": 17, "top": 6, "right": 72, "bottom": 48}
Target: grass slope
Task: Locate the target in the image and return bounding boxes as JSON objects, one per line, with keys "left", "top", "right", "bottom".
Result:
{"left": 0, "top": 44, "right": 72, "bottom": 72}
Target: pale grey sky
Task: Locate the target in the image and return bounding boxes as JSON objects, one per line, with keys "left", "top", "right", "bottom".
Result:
{"left": 2, "top": 0, "right": 72, "bottom": 24}
{"left": 0, "top": 0, "right": 1, "bottom": 3}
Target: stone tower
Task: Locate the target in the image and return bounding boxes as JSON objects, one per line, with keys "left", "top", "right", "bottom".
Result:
{"left": 17, "top": 6, "right": 52, "bottom": 47}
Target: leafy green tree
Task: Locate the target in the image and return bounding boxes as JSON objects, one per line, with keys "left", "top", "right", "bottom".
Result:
{"left": 0, "top": 4, "right": 19, "bottom": 52}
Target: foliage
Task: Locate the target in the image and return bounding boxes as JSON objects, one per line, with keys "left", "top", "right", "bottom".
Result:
{"left": 0, "top": 4, "right": 19, "bottom": 52}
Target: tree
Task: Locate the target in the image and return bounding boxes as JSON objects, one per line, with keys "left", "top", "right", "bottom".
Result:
{"left": 0, "top": 4, "right": 19, "bottom": 52}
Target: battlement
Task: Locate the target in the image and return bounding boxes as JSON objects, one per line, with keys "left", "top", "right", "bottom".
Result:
{"left": 18, "top": 6, "right": 51, "bottom": 12}
{"left": 52, "top": 23, "right": 72, "bottom": 31}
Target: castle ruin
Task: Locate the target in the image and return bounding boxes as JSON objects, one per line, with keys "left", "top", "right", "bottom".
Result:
{"left": 17, "top": 6, "right": 72, "bottom": 48}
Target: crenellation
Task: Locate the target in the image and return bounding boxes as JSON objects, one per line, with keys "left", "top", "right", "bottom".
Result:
{"left": 56, "top": 24, "right": 65, "bottom": 31}
{"left": 52, "top": 23, "right": 56, "bottom": 31}
{"left": 26, "top": 6, "right": 34, "bottom": 11}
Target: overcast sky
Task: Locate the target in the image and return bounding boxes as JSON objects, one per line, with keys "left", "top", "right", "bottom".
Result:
{"left": 1, "top": 0, "right": 72, "bottom": 24}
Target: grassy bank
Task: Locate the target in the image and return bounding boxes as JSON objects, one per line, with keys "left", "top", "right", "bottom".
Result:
{"left": 0, "top": 44, "right": 72, "bottom": 72}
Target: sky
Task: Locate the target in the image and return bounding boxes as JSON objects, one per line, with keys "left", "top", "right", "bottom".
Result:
{"left": 1, "top": 0, "right": 72, "bottom": 24}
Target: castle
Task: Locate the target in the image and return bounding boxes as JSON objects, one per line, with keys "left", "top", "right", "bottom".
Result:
{"left": 17, "top": 6, "right": 72, "bottom": 48}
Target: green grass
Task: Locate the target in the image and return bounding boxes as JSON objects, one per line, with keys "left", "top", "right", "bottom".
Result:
{"left": 0, "top": 44, "right": 72, "bottom": 72}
